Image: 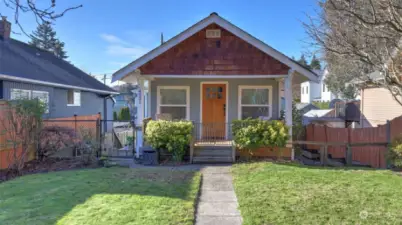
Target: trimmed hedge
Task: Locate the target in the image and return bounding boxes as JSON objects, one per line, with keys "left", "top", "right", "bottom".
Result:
{"left": 232, "top": 119, "right": 290, "bottom": 155}
{"left": 145, "top": 120, "right": 193, "bottom": 161}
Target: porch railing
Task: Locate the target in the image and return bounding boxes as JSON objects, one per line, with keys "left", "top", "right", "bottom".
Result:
{"left": 192, "top": 123, "right": 232, "bottom": 142}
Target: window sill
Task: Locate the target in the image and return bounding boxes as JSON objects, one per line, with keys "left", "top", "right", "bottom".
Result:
{"left": 67, "top": 104, "right": 80, "bottom": 107}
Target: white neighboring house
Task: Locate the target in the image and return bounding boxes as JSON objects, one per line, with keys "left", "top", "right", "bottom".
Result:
{"left": 300, "top": 69, "right": 338, "bottom": 103}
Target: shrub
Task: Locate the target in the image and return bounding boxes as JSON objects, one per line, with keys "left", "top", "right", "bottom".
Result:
{"left": 145, "top": 120, "right": 193, "bottom": 161}
{"left": 0, "top": 99, "right": 46, "bottom": 174}
{"left": 118, "top": 107, "right": 130, "bottom": 121}
{"left": 389, "top": 136, "right": 402, "bottom": 168}
{"left": 38, "top": 126, "right": 77, "bottom": 160}
{"left": 74, "top": 128, "right": 99, "bottom": 165}
{"left": 113, "top": 111, "right": 118, "bottom": 120}
{"left": 233, "top": 119, "right": 290, "bottom": 156}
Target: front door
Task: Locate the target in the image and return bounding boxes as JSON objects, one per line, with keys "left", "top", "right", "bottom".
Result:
{"left": 202, "top": 83, "right": 227, "bottom": 140}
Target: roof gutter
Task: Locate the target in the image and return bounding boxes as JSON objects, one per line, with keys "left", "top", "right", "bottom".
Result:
{"left": 0, "top": 74, "right": 120, "bottom": 95}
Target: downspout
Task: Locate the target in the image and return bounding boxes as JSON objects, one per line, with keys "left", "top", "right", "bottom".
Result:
{"left": 103, "top": 95, "right": 114, "bottom": 133}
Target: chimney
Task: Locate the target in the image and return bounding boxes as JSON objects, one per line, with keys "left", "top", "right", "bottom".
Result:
{"left": 160, "top": 32, "right": 164, "bottom": 45}
{"left": 0, "top": 16, "right": 11, "bottom": 40}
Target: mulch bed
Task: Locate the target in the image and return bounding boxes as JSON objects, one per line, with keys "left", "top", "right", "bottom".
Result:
{"left": 0, "top": 158, "right": 99, "bottom": 183}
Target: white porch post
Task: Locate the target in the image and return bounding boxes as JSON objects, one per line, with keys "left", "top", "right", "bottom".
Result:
{"left": 285, "top": 69, "right": 295, "bottom": 160}
{"left": 135, "top": 78, "right": 145, "bottom": 158}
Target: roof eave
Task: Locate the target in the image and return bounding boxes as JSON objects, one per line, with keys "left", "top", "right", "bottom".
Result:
{"left": 0, "top": 74, "right": 120, "bottom": 95}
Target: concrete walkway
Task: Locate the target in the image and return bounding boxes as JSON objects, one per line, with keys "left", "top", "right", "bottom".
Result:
{"left": 195, "top": 165, "right": 242, "bottom": 225}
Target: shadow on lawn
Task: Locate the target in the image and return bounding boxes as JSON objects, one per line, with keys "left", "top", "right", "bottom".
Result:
{"left": 0, "top": 167, "right": 201, "bottom": 225}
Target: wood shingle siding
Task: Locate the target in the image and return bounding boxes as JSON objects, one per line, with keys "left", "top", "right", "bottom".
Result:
{"left": 139, "top": 24, "right": 290, "bottom": 75}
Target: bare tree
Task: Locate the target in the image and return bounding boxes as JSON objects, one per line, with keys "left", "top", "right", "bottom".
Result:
{"left": 304, "top": 0, "right": 402, "bottom": 104}
{"left": 1, "top": 0, "right": 82, "bottom": 36}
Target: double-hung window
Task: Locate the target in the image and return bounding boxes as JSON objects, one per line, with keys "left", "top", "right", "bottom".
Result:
{"left": 239, "top": 86, "right": 272, "bottom": 120}
{"left": 157, "top": 86, "right": 189, "bottom": 120}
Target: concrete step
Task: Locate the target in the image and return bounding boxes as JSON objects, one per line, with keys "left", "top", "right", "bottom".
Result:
{"left": 194, "top": 149, "right": 232, "bottom": 157}
{"left": 193, "top": 156, "right": 233, "bottom": 163}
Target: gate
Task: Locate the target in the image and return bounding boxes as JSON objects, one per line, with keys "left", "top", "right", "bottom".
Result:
{"left": 100, "top": 120, "right": 136, "bottom": 158}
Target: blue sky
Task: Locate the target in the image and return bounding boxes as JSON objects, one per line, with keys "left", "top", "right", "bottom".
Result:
{"left": 2, "top": 0, "right": 319, "bottom": 85}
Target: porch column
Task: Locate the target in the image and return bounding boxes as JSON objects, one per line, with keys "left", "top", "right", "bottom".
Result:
{"left": 285, "top": 69, "right": 295, "bottom": 160}
{"left": 135, "top": 78, "right": 145, "bottom": 158}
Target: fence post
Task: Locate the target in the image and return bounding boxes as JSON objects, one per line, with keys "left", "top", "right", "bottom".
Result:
{"left": 386, "top": 120, "right": 391, "bottom": 168}
{"left": 96, "top": 118, "right": 102, "bottom": 157}
{"left": 320, "top": 145, "right": 328, "bottom": 166}
{"left": 74, "top": 114, "right": 77, "bottom": 132}
{"left": 346, "top": 144, "right": 352, "bottom": 166}
{"left": 346, "top": 128, "right": 352, "bottom": 166}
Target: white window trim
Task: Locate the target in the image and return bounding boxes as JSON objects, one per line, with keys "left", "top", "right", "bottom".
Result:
{"left": 67, "top": 90, "right": 81, "bottom": 106}
{"left": 238, "top": 85, "right": 273, "bottom": 120}
{"left": 156, "top": 86, "right": 190, "bottom": 120}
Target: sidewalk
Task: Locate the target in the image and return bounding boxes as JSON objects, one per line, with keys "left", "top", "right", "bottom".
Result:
{"left": 195, "top": 165, "right": 242, "bottom": 225}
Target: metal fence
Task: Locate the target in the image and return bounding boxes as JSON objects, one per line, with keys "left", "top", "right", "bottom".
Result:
{"left": 100, "top": 120, "right": 136, "bottom": 158}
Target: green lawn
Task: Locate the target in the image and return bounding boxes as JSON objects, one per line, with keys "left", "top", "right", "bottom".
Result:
{"left": 0, "top": 168, "right": 200, "bottom": 225}
{"left": 232, "top": 162, "right": 402, "bottom": 225}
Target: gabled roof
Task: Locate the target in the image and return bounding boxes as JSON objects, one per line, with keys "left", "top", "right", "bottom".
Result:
{"left": 0, "top": 38, "right": 118, "bottom": 95}
{"left": 112, "top": 12, "right": 319, "bottom": 82}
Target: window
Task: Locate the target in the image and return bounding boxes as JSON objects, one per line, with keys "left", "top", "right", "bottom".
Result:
{"left": 67, "top": 90, "right": 81, "bottom": 106}
{"left": 239, "top": 86, "right": 272, "bottom": 119}
{"left": 157, "top": 86, "right": 189, "bottom": 120}
{"left": 323, "top": 83, "right": 326, "bottom": 92}
{"left": 10, "top": 89, "right": 30, "bottom": 100}
{"left": 306, "top": 86, "right": 309, "bottom": 94}
{"left": 32, "top": 91, "right": 49, "bottom": 113}
{"left": 302, "top": 87, "right": 304, "bottom": 94}
{"left": 10, "top": 89, "right": 49, "bottom": 113}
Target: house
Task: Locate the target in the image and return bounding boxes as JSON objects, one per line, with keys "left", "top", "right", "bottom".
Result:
{"left": 0, "top": 17, "right": 118, "bottom": 129}
{"left": 358, "top": 71, "right": 402, "bottom": 127}
{"left": 295, "top": 103, "right": 318, "bottom": 115}
{"left": 300, "top": 68, "right": 338, "bottom": 103}
{"left": 302, "top": 109, "right": 345, "bottom": 127}
{"left": 112, "top": 12, "right": 319, "bottom": 159}
{"left": 302, "top": 101, "right": 360, "bottom": 128}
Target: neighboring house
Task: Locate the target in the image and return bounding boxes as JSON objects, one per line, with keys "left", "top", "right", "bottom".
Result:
{"left": 112, "top": 12, "right": 319, "bottom": 158}
{"left": 295, "top": 103, "right": 318, "bottom": 115}
{"left": 302, "top": 101, "right": 360, "bottom": 128}
{"left": 0, "top": 17, "right": 118, "bottom": 129}
{"left": 358, "top": 71, "right": 402, "bottom": 127}
{"left": 300, "top": 69, "right": 338, "bottom": 103}
{"left": 302, "top": 109, "right": 345, "bottom": 127}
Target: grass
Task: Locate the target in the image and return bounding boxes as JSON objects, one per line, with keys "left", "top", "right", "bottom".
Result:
{"left": 232, "top": 162, "right": 402, "bottom": 225}
{"left": 0, "top": 167, "right": 201, "bottom": 225}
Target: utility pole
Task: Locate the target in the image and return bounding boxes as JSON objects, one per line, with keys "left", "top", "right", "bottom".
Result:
{"left": 102, "top": 74, "right": 107, "bottom": 85}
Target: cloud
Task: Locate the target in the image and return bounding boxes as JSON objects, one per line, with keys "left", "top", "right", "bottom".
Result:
{"left": 100, "top": 32, "right": 154, "bottom": 59}
{"left": 100, "top": 33, "right": 129, "bottom": 45}
{"left": 106, "top": 45, "right": 148, "bottom": 58}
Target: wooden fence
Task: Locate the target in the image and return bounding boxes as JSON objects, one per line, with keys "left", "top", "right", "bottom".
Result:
{"left": 0, "top": 106, "right": 101, "bottom": 169}
{"left": 305, "top": 115, "right": 402, "bottom": 168}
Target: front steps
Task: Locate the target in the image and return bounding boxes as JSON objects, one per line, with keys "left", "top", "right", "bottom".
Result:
{"left": 192, "top": 144, "right": 234, "bottom": 163}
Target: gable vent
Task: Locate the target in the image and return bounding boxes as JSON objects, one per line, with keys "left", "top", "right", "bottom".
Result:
{"left": 206, "top": 29, "right": 221, "bottom": 38}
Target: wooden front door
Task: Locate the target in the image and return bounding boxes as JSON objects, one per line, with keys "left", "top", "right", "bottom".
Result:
{"left": 202, "top": 83, "right": 227, "bottom": 140}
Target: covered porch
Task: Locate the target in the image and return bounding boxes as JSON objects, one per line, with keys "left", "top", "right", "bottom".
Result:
{"left": 129, "top": 73, "right": 298, "bottom": 159}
